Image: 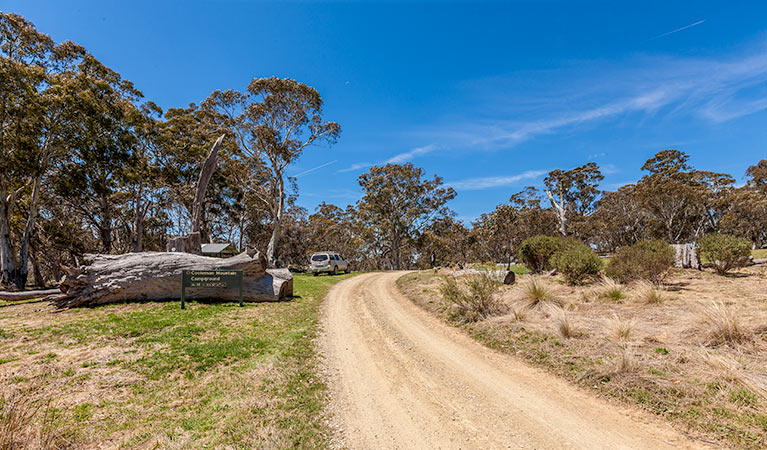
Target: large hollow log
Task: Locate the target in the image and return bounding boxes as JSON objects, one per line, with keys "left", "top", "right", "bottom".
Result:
{"left": 46, "top": 251, "right": 293, "bottom": 308}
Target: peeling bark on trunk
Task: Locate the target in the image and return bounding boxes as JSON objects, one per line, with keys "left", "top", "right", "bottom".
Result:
{"left": 167, "top": 134, "right": 224, "bottom": 255}
{"left": 46, "top": 250, "right": 293, "bottom": 308}
{"left": 672, "top": 243, "right": 701, "bottom": 269}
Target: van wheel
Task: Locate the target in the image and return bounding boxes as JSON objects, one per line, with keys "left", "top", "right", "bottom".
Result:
{"left": 345, "top": 267, "right": 351, "bottom": 274}
{"left": 331, "top": 266, "right": 338, "bottom": 275}
{"left": 313, "top": 272, "right": 318, "bottom": 277}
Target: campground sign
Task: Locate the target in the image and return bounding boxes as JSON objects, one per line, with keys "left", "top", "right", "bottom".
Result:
{"left": 181, "top": 270, "right": 243, "bottom": 309}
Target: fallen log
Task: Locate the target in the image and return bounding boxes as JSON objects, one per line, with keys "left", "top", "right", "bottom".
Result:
{"left": 46, "top": 250, "right": 293, "bottom": 308}
{"left": 0, "top": 289, "right": 59, "bottom": 301}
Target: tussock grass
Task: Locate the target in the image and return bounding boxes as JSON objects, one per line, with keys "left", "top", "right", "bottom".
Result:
{"left": 615, "top": 347, "right": 639, "bottom": 374}
{"left": 597, "top": 277, "right": 625, "bottom": 302}
{"left": 633, "top": 280, "right": 665, "bottom": 304}
{"left": 554, "top": 308, "right": 576, "bottom": 339}
{"left": 610, "top": 315, "right": 636, "bottom": 341}
{"left": 520, "top": 278, "right": 560, "bottom": 309}
{"left": 0, "top": 390, "right": 35, "bottom": 450}
{"left": 701, "top": 301, "right": 751, "bottom": 346}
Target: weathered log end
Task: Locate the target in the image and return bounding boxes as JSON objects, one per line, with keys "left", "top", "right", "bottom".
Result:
{"left": 51, "top": 251, "right": 291, "bottom": 308}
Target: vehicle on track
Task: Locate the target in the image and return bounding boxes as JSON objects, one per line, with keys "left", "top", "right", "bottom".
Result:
{"left": 309, "top": 251, "right": 351, "bottom": 275}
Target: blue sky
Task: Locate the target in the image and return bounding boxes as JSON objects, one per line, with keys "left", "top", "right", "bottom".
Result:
{"left": 6, "top": 1, "right": 767, "bottom": 223}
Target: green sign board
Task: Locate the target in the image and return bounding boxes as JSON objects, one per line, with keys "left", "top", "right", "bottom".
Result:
{"left": 180, "top": 270, "right": 243, "bottom": 309}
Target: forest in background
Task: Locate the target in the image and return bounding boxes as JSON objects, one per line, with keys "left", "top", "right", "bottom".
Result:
{"left": 2, "top": 12, "right": 767, "bottom": 291}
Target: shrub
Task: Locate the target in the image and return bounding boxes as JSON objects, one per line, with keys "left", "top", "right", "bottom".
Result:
{"left": 551, "top": 242, "right": 603, "bottom": 285}
{"left": 605, "top": 239, "right": 674, "bottom": 283}
{"left": 440, "top": 274, "right": 505, "bottom": 323}
{"left": 518, "top": 235, "right": 564, "bottom": 273}
{"left": 697, "top": 233, "right": 752, "bottom": 275}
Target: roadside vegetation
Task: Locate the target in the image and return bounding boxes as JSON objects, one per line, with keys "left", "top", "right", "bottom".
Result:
{"left": 398, "top": 264, "right": 767, "bottom": 449}
{"left": 0, "top": 273, "right": 353, "bottom": 449}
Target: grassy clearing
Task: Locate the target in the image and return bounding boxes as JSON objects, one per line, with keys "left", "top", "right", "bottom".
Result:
{"left": 753, "top": 249, "right": 767, "bottom": 260}
{"left": 0, "top": 272, "right": 354, "bottom": 449}
{"left": 398, "top": 268, "right": 767, "bottom": 449}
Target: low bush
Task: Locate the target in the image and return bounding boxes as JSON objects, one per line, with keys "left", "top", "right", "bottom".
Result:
{"left": 551, "top": 242, "right": 603, "bottom": 285}
{"left": 605, "top": 239, "right": 674, "bottom": 283}
{"left": 697, "top": 233, "right": 752, "bottom": 275}
{"left": 440, "top": 274, "right": 505, "bottom": 323}
{"left": 518, "top": 235, "right": 564, "bottom": 273}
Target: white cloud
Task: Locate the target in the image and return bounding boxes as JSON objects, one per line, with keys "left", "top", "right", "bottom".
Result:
{"left": 448, "top": 169, "right": 547, "bottom": 190}
{"left": 385, "top": 144, "right": 439, "bottom": 164}
{"left": 338, "top": 143, "right": 439, "bottom": 174}
{"left": 652, "top": 19, "right": 706, "bottom": 40}
{"left": 414, "top": 45, "right": 767, "bottom": 149}
{"left": 337, "top": 162, "right": 372, "bottom": 173}
{"left": 293, "top": 160, "right": 338, "bottom": 177}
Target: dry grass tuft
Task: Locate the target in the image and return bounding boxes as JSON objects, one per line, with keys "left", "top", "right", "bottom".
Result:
{"left": 609, "top": 315, "right": 636, "bottom": 341}
{"left": 553, "top": 308, "right": 576, "bottom": 339}
{"left": 509, "top": 305, "right": 528, "bottom": 321}
{"left": 633, "top": 280, "right": 665, "bottom": 304}
{"left": 700, "top": 351, "right": 767, "bottom": 399}
{"left": 0, "top": 390, "right": 36, "bottom": 450}
{"left": 598, "top": 276, "right": 625, "bottom": 302}
{"left": 520, "top": 277, "right": 560, "bottom": 309}
{"left": 701, "top": 301, "right": 751, "bottom": 346}
{"left": 615, "top": 347, "right": 639, "bottom": 374}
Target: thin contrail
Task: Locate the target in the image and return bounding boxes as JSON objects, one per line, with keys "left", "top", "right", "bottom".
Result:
{"left": 294, "top": 160, "right": 338, "bottom": 177}
{"left": 652, "top": 19, "right": 706, "bottom": 40}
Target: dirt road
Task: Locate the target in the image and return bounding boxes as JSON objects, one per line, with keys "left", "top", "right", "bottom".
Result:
{"left": 320, "top": 272, "right": 709, "bottom": 449}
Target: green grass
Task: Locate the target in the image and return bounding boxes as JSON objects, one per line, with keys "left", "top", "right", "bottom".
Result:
{"left": 752, "top": 249, "right": 767, "bottom": 260}
{"left": 0, "top": 272, "right": 355, "bottom": 448}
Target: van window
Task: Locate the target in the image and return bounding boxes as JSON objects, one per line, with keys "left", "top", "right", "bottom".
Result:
{"left": 312, "top": 254, "right": 328, "bottom": 261}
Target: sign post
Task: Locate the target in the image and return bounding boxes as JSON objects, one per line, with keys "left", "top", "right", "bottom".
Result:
{"left": 181, "top": 270, "right": 244, "bottom": 309}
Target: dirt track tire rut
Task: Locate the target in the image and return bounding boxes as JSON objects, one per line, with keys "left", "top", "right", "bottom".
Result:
{"left": 320, "top": 272, "right": 709, "bottom": 449}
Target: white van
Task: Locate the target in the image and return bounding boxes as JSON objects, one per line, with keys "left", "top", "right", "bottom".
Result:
{"left": 309, "top": 251, "right": 351, "bottom": 275}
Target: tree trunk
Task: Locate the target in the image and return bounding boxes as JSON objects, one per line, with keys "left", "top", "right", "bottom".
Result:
{"left": 17, "top": 173, "right": 44, "bottom": 289}
{"left": 0, "top": 194, "right": 17, "bottom": 288}
{"left": 266, "top": 176, "right": 285, "bottom": 266}
{"left": 545, "top": 189, "right": 567, "bottom": 236}
{"left": 167, "top": 134, "right": 224, "bottom": 255}
{"left": 46, "top": 250, "right": 293, "bottom": 308}
{"left": 672, "top": 243, "right": 701, "bottom": 269}
{"left": 391, "top": 234, "right": 401, "bottom": 270}
{"left": 191, "top": 135, "right": 224, "bottom": 234}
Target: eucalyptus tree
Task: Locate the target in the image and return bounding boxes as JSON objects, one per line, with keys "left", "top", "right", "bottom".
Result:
{"left": 202, "top": 77, "right": 341, "bottom": 265}
{"left": 357, "top": 163, "right": 456, "bottom": 270}
{"left": 51, "top": 54, "right": 144, "bottom": 253}
{"left": 543, "top": 162, "right": 603, "bottom": 236}
{"left": 0, "top": 13, "right": 85, "bottom": 288}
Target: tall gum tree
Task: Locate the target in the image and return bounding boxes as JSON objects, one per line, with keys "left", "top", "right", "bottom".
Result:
{"left": 357, "top": 163, "right": 456, "bottom": 270}
{"left": 543, "top": 162, "right": 603, "bottom": 236}
{"left": 0, "top": 13, "right": 85, "bottom": 289}
{"left": 203, "top": 77, "right": 340, "bottom": 266}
